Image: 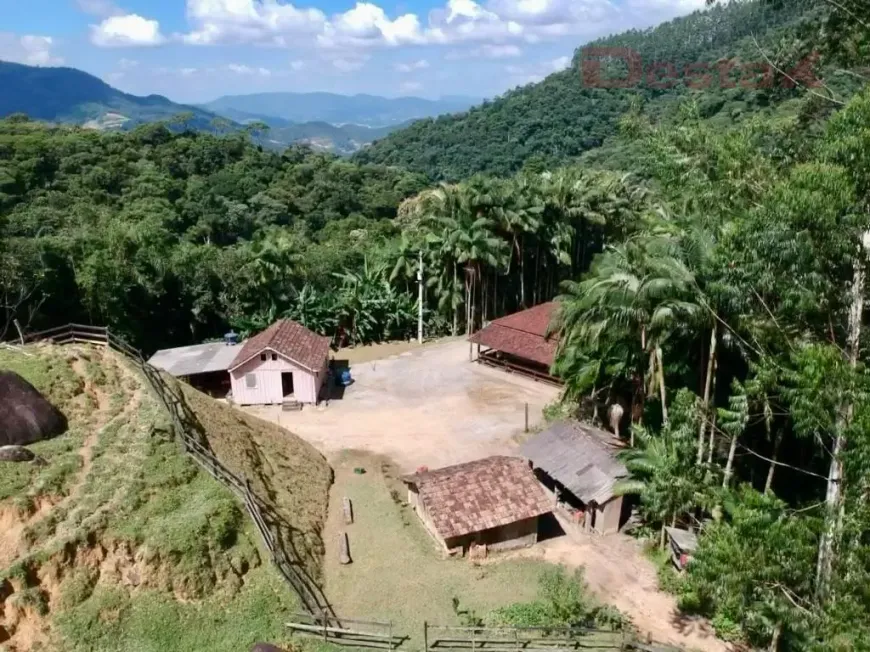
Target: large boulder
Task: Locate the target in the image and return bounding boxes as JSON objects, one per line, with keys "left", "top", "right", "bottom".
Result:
{"left": 0, "top": 370, "right": 68, "bottom": 446}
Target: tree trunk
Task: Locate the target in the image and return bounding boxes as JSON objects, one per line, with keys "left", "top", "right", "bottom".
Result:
{"left": 452, "top": 263, "right": 459, "bottom": 336}
{"left": 816, "top": 231, "right": 867, "bottom": 598}
{"left": 765, "top": 429, "right": 783, "bottom": 494}
{"left": 722, "top": 429, "right": 739, "bottom": 488}
{"left": 656, "top": 345, "right": 668, "bottom": 426}
{"left": 768, "top": 622, "right": 782, "bottom": 652}
{"left": 519, "top": 236, "right": 526, "bottom": 308}
{"left": 660, "top": 522, "right": 667, "bottom": 550}
{"left": 697, "top": 327, "right": 718, "bottom": 465}
{"left": 707, "top": 356, "right": 719, "bottom": 465}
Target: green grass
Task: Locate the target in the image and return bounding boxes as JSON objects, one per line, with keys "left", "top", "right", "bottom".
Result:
{"left": 54, "top": 565, "right": 298, "bottom": 652}
{"left": 1, "top": 345, "right": 324, "bottom": 652}
{"left": 321, "top": 453, "right": 555, "bottom": 649}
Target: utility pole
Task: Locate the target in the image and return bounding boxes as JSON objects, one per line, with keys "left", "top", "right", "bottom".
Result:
{"left": 417, "top": 251, "right": 424, "bottom": 344}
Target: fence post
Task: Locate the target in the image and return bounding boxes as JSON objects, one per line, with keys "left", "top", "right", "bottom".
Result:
{"left": 389, "top": 620, "right": 393, "bottom": 651}
{"left": 323, "top": 609, "right": 328, "bottom": 643}
{"left": 423, "top": 621, "right": 428, "bottom": 652}
{"left": 525, "top": 403, "right": 529, "bottom": 433}
{"left": 472, "top": 628, "right": 476, "bottom": 652}
{"left": 515, "top": 628, "right": 520, "bottom": 652}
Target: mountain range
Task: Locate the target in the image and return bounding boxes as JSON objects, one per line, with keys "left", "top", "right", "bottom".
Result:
{"left": 0, "top": 61, "right": 478, "bottom": 154}
{"left": 201, "top": 92, "right": 479, "bottom": 127}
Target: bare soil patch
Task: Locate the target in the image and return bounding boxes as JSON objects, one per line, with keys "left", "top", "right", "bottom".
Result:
{"left": 247, "top": 339, "right": 560, "bottom": 472}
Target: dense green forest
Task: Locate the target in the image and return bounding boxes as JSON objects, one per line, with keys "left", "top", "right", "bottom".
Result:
{"left": 3, "top": 0, "right": 870, "bottom": 650}
{"left": 354, "top": 0, "right": 837, "bottom": 180}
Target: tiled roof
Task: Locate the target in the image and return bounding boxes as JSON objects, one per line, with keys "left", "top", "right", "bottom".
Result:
{"left": 469, "top": 302, "right": 559, "bottom": 366}
{"left": 519, "top": 421, "right": 628, "bottom": 505}
{"left": 230, "top": 319, "right": 330, "bottom": 372}
{"left": 403, "top": 456, "right": 552, "bottom": 540}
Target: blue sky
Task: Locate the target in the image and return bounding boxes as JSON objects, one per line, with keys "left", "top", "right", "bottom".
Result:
{"left": 0, "top": 0, "right": 706, "bottom": 103}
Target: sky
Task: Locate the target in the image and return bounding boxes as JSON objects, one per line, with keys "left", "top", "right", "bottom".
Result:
{"left": 0, "top": 0, "right": 707, "bottom": 103}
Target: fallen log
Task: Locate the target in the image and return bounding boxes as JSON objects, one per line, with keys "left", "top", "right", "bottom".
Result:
{"left": 339, "top": 531, "right": 352, "bottom": 565}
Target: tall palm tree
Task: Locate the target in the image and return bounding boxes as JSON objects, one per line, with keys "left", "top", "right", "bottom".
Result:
{"left": 554, "top": 232, "right": 701, "bottom": 426}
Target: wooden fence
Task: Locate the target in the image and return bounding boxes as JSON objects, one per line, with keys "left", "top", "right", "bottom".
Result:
{"left": 21, "top": 323, "right": 331, "bottom": 615}
{"left": 424, "top": 624, "right": 631, "bottom": 652}
{"left": 287, "top": 611, "right": 403, "bottom": 649}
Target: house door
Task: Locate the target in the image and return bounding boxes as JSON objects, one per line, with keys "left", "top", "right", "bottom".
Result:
{"left": 281, "top": 372, "right": 294, "bottom": 397}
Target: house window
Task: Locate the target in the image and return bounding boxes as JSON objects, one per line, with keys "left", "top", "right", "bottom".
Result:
{"left": 271, "top": 353, "right": 278, "bottom": 361}
{"left": 245, "top": 373, "right": 257, "bottom": 389}
{"left": 260, "top": 353, "right": 267, "bottom": 361}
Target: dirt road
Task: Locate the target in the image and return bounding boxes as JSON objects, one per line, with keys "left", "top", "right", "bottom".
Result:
{"left": 244, "top": 338, "right": 560, "bottom": 472}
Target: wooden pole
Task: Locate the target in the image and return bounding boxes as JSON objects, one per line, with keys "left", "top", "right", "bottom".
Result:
{"left": 13, "top": 319, "right": 24, "bottom": 345}
{"left": 323, "top": 609, "right": 328, "bottom": 644}
{"left": 424, "top": 621, "right": 429, "bottom": 652}
{"left": 525, "top": 403, "right": 529, "bottom": 433}
{"left": 389, "top": 621, "right": 393, "bottom": 652}
{"left": 418, "top": 251, "right": 424, "bottom": 345}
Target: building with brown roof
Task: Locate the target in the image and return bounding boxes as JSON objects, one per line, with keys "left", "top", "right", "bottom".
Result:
{"left": 228, "top": 319, "right": 331, "bottom": 406}
{"left": 402, "top": 456, "right": 553, "bottom": 556}
{"left": 469, "top": 302, "right": 561, "bottom": 385}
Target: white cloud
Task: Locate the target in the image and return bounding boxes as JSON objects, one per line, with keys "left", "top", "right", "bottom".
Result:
{"left": 401, "top": 81, "right": 423, "bottom": 93}
{"left": 396, "top": 59, "right": 429, "bottom": 72}
{"left": 181, "top": 67, "right": 199, "bottom": 76}
{"left": 227, "top": 63, "right": 272, "bottom": 76}
{"left": 76, "top": 0, "right": 123, "bottom": 17}
{"left": 290, "top": 59, "right": 305, "bottom": 71}
{"left": 477, "top": 43, "right": 522, "bottom": 58}
{"left": 0, "top": 33, "right": 63, "bottom": 66}
{"left": 183, "top": 0, "right": 326, "bottom": 46}
{"left": 331, "top": 56, "right": 368, "bottom": 72}
{"left": 91, "top": 14, "right": 165, "bottom": 47}
{"left": 549, "top": 54, "right": 571, "bottom": 71}
{"left": 169, "top": 0, "right": 711, "bottom": 54}
{"left": 118, "top": 57, "right": 139, "bottom": 69}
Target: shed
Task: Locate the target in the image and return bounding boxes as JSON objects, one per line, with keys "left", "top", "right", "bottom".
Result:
{"left": 229, "top": 319, "right": 330, "bottom": 406}
{"left": 402, "top": 456, "right": 553, "bottom": 555}
{"left": 666, "top": 527, "right": 699, "bottom": 571}
{"left": 469, "top": 302, "right": 561, "bottom": 384}
{"left": 0, "top": 370, "right": 68, "bottom": 446}
{"left": 520, "top": 421, "right": 628, "bottom": 534}
{"left": 148, "top": 340, "right": 240, "bottom": 397}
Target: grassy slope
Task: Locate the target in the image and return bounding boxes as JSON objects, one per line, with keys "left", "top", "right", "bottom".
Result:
{"left": 0, "top": 344, "right": 330, "bottom": 651}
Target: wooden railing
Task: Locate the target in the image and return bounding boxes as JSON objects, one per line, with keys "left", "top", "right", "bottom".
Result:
{"left": 22, "top": 323, "right": 331, "bottom": 615}
{"left": 287, "top": 611, "right": 403, "bottom": 649}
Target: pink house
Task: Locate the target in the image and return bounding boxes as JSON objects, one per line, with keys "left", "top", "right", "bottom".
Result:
{"left": 229, "top": 320, "right": 331, "bottom": 406}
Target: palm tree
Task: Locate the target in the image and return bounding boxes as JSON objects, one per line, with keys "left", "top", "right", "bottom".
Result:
{"left": 555, "top": 232, "right": 701, "bottom": 427}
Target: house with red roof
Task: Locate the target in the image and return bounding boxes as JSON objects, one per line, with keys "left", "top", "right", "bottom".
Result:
{"left": 228, "top": 319, "right": 331, "bottom": 406}
{"left": 402, "top": 456, "right": 553, "bottom": 556}
{"left": 469, "top": 302, "right": 562, "bottom": 385}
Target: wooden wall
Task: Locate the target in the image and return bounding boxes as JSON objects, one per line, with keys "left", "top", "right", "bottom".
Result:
{"left": 230, "top": 348, "right": 324, "bottom": 405}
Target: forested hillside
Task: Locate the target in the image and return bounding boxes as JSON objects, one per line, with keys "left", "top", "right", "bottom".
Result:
{"left": 0, "top": 61, "right": 219, "bottom": 130}
{"left": 354, "top": 0, "right": 823, "bottom": 180}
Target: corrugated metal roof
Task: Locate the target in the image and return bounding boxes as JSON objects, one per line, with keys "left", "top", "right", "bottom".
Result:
{"left": 402, "top": 456, "right": 552, "bottom": 540}
{"left": 148, "top": 341, "right": 241, "bottom": 377}
{"left": 469, "top": 302, "right": 559, "bottom": 366}
{"left": 519, "top": 421, "right": 628, "bottom": 505}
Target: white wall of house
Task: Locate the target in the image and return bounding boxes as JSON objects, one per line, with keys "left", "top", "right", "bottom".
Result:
{"left": 594, "top": 496, "right": 623, "bottom": 535}
{"left": 229, "top": 348, "right": 323, "bottom": 405}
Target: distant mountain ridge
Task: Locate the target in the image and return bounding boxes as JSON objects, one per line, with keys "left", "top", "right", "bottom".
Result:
{"left": 0, "top": 60, "right": 218, "bottom": 130}
{"left": 202, "top": 92, "right": 480, "bottom": 128}
{"left": 0, "top": 60, "right": 424, "bottom": 154}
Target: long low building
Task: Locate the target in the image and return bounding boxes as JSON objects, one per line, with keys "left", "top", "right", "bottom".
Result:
{"left": 469, "top": 302, "right": 561, "bottom": 384}
{"left": 402, "top": 456, "right": 553, "bottom": 556}
{"left": 148, "top": 340, "right": 240, "bottom": 397}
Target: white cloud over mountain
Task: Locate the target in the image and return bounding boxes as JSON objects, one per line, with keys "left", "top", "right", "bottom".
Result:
{"left": 88, "top": 0, "right": 704, "bottom": 51}
{"left": 0, "top": 33, "right": 63, "bottom": 65}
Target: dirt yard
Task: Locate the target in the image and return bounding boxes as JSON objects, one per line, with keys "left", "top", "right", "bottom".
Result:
{"left": 244, "top": 338, "right": 560, "bottom": 472}
{"left": 242, "top": 339, "right": 727, "bottom": 651}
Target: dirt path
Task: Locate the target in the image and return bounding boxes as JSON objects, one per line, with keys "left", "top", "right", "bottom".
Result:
{"left": 509, "top": 534, "right": 727, "bottom": 652}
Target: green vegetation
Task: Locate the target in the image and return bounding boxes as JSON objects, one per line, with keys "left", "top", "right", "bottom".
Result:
{"left": 0, "top": 344, "right": 329, "bottom": 651}
{"left": 354, "top": 0, "right": 829, "bottom": 180}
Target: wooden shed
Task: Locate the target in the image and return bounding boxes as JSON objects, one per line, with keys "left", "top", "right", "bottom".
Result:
{"left": 520, "top": 421, "right": 628, "bottom": 535}
{"left": 402, "top": 456, "right": 553, "bottom": 556}
{"left": 228, "top": 320, "right": 330, "bottom": 406}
